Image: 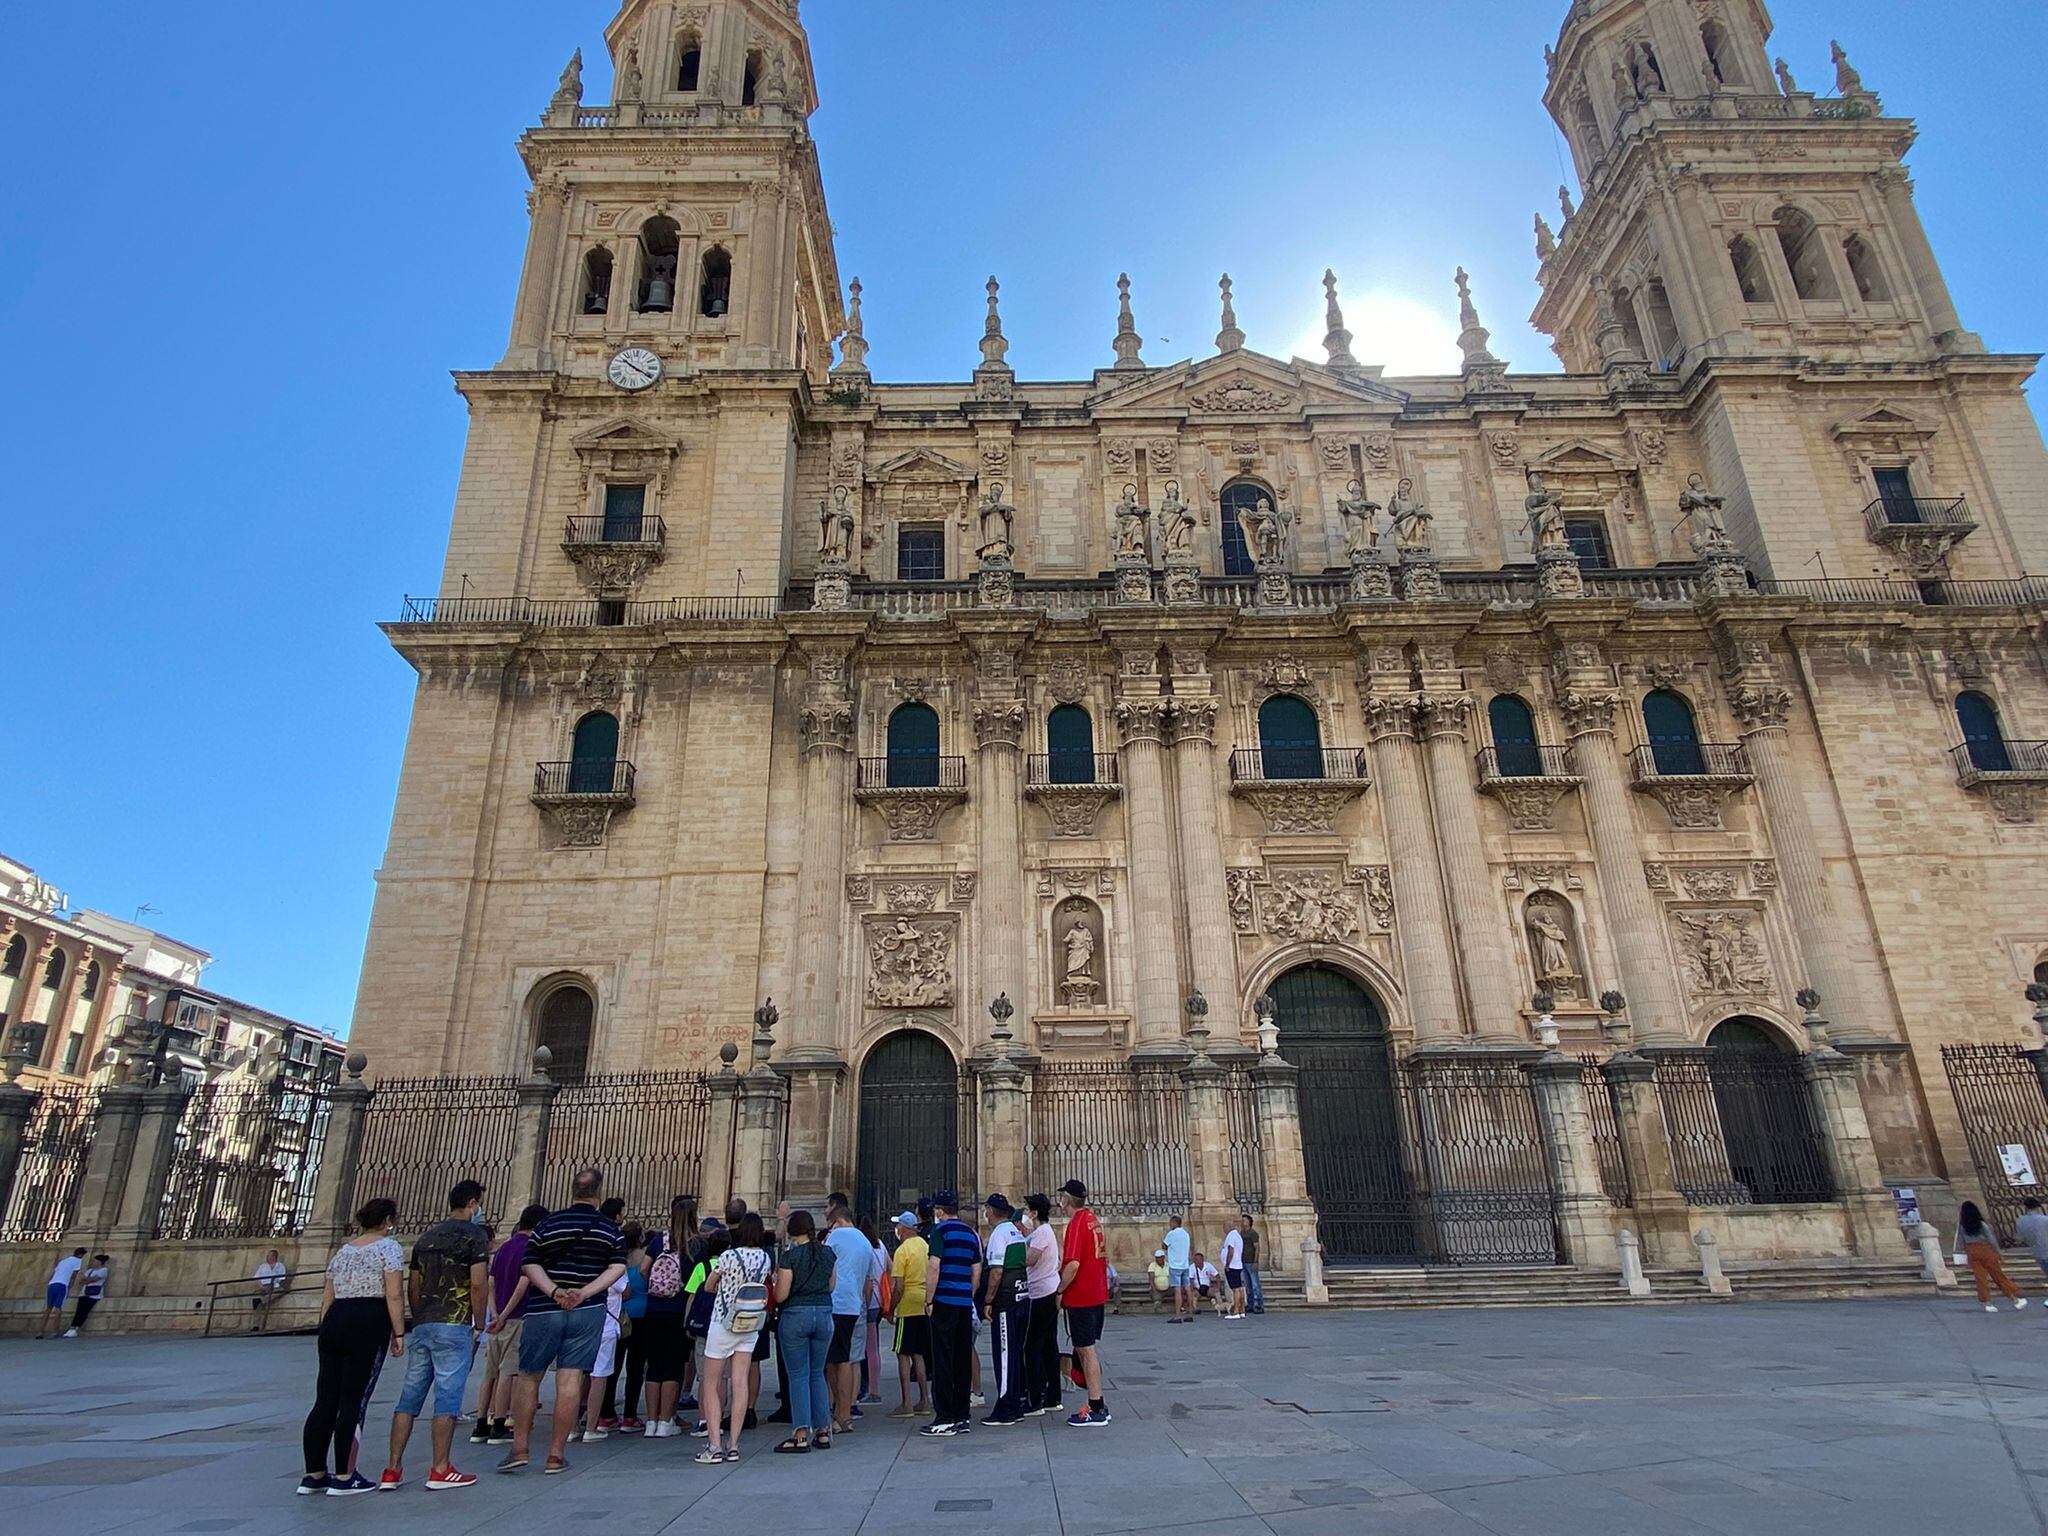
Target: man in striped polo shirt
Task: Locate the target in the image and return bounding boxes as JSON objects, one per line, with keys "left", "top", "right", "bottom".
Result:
{"left": 918, "top": 1191, "right": 983, "bottom": 1438}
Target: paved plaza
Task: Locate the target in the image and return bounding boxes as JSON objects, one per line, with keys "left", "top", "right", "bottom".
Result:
{"left": 2, "top": 1298, "right": 2046, "bottom": 1535}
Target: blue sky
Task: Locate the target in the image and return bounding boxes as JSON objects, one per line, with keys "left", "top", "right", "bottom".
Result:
{"left": 1, "top": 1, "right": 2040, "bottom": 1037}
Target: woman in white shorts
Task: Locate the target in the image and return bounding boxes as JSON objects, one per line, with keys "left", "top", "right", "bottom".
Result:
{"left": 697, "top": 1214, "right": 774, "bottom": 1464}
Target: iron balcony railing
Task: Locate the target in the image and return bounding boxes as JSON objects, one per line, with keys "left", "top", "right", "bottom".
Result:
{"left": 1950, "top": 739, "right": 2048, "bottom": 787}
{"left": 1862, "top": 495, "right": 1974, "bottom": 537}
{"left": 854, "top": 755, "right": 968, "bottom": 791}
{"left": 1475, "top": 744, "right": 1578, "bottom": 782}
{"left": 1025, "top": 752, "right": 1121, "bottom": 788}
{"left": 563, "top": 513, "right": 667, "bottom": 547}
{"left": 1228, "top": 746, "right": 1370, "bottom": 784}
{"left": 1754, "top": 576, "right": 2048, "bottom": 608}
{"left": 1628, "top": 742, "right": 1752, "bottom": 782}
{"left": 397, "top": 595, "right": 776, "bottom": 626}
{"left": 534, "top": 760, "right": 637, "bottom": 798}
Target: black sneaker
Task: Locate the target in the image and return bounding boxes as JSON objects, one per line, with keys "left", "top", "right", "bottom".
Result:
{"left": 980, "top": 1412, "right": 1021, "bottom": 1427}
{"left": 918, "top": 1421, "right": 960, "bottom": 1438}
{"left": 469, "top": 1421, "right": 492, "bottom": 1444}
{"left": 743, "top": 1409, "right": 759, "bottom": 1431}
{"left": 1066, "top": 1407, "right": 1111, "bottom": 1428}
{"left": 326, "top": 1472, "right": 378, "bottom": 1496}
{"left": 296, "top": 1474, "right": 331, "bottom": 1496}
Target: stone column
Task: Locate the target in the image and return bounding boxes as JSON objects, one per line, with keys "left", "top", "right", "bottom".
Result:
{"left": 1799, "top": 1015, "right": 1905, "bottom": 1259}
{"left": 1528, "top": 1053, "right": 1619, "bottom": 1268}
{"left": 309, "top": 1058, "right": 372, "bottom": 1245}
{"left": 698, "top": 1055, "right": 742, "bottom": 1216}
{"left": 0, "top": 1076, "right": 37, "bottom": 1226}
{"left": 500, "top": 174, "right": 569, "bottom": 370}
{"left": 1362, "top": 693, "right": 1463, "bottom": 1042}
{"left": 1169, "top": 700, "right": 1242, "bottom": 1042}
{"left": 18, "top": 935, "right": 56, "bottom": 1064}
{"left": 1876, "top": 168, "right": 1978, "bottom": 350}
{"left": 978, "top": 1045, "right": 1030, "bottom": 1201}
{"left": 1114, "top": 695, "right": 1185, "bottom": 1053}
{"left": 1180, "top": 1022, "right": 1236, "bottom": 1238}
{"left": 509, "top": 1054, "right": 559, "bottom": 1210}
{"left": 1418, "top": 695, "right": 1525, "bottom": 1044}
{"left": 72, "top": 1083, "right": 146, "bottom": 1238}
{"left": 110, "top": 1083, "right": 189, "bottom": 1245}
{"left": 972, "top": 693, "right": 1028, "bottom": 1044}
{"left": 787, "top": 648, "right": 856, "bottom": 1064}
{"left": 1557, "top": 688, "right": 1690, "bottom": 1046}
{"left": 1602, "top": 1052, "right": 1693, "bottom": 1266}
{"left": 37, "top": 945, "right": 92, "bottom": 1073}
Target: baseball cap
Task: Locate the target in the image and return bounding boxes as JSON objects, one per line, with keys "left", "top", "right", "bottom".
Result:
{"left": 1154, "top": 1248, "right": 1166, "bottom": 1258}
{"left": 891, "top": 1210, "right": 919, "bottom": 1228}
{"left": 985, "top": 1193, "right": 1013, "bottom": 1216}
{"left": 1059, "top": 1179, "right": 1088, "bottom": 1200}
{"left": 931, "top": 1189, "right": 959, "bottom": 1210}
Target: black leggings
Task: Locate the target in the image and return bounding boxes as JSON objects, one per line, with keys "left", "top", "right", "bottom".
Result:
{"left": 601, "top": 1328, "right": 651, "bottom": 1419}
{"left": 1024, "top": 1294, "right": 1062, "bottom": 1412}
{"left": 70, "top": 1295, "right": 100, "bottom": 1331}
{"left": 302, "top": 1299, "right": 392, "bottom": 1475}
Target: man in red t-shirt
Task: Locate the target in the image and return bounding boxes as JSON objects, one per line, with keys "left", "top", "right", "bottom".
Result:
{"left": 1055, "top": 1179, "right": 1111, "bottom": 1427}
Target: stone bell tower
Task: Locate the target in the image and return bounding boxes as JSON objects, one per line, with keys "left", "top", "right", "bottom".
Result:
{"left": 499, "top": 0, "right": 842, "bottom": 380}
{"left": 1534, "top": 0, "right": 1980, "bottom": 374}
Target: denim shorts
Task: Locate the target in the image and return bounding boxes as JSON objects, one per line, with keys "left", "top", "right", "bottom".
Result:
{"left": 395, "top": 1321, "right": 477, "bottom": 1417}
{"left": 1168, "top": 1266, "right": 1189, "bottom": 1289}
{"left": 517, "top": 1305, "right": 606, "bottom": 1375}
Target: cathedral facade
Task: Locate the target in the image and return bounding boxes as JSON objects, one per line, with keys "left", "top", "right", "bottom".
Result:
{"left": 352, "top": 0, "right": 2048, "bottom": 1266}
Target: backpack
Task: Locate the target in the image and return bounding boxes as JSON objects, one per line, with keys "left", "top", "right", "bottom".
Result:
{"left": 649, "top": 1249, "right": 684, "bottom": 1298}
{"left": 684, "top": 1271, "right": 717, "bottom": 1337}
{"left": 728, "top": 1250, "right": 771, "bottom": 1335}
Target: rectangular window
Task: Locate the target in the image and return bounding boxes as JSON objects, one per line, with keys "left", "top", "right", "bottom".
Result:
{"left": 602, "top": 483, "right": 648, "bottom": 542}
{"left": 898, "top": 525, "right": 945, "bottom": 582}
{"left": 1874, "top": 468, "right": 1917, "bottom": 523}
{"left": 1563, "top": 518, "right": 1613, "bottom": 570}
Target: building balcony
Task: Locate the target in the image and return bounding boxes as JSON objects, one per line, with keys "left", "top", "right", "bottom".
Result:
{"left": 562, "top": 514, "right": 668, "bottom": 594}
{"left": 1863, "top": 496, "right": 1975, "bottom": 540}
{"left": 1025, "top": 753, "right": 1122, "bottom": 839}
{"left": 1628, "top": 743, "right": 1753, "bottom": 830}
{"left": 854, "top": 756, "right": 969, "bottom": 842}
{"left": 1475, "top": 745, "right": 1582, "bottom": 832}
{"left": 1227, "top": 748, "right": 1370, "bottom": 834}
{"left": 1951, "top": 739, "right": 2048, "bottom": 824}
{"left": 394, "top": 595, "right": 775, "bottom": 628}
{"left": 532, "top": 760, "right": 636, "bottom": 848}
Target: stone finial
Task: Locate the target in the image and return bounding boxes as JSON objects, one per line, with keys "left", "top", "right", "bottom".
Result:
{"left": 1322, "top": 269, "right": 1358, "bottom": 368}
{"left": 1558, "top": 184, "right": 1577, "bottom": 223}
{"left": 1454, "top": 267, "right": 1502, "bottom": 374}
{"left": 1111, "top": 273, "right": 1146, "bottom": 371}
{"left": 530, "top": 1044, "right": 554, "bottom": 1079}
{"left": 1216, "top": 273, "right": 1246, "bottom": 354}
{"left": 1775, "top": 57, "right": 1797, "bottom": 96}
{"left": 980, "top": 276, "right": 1009, "bottom": 367}
{"left": 345, "top": 1048, "right": 369, "bottom": 1081}
{"left": 833, "top": 277, "right": 870, "bottom": 379}
{"left": 1831, "top": 39, "right": 1865, "bottom": 97}
{"left": 551, "top": 50, "right": 585, "bottom": 115}
{"left": 1534, "top": 214, "right": 1557, "bottom": 262}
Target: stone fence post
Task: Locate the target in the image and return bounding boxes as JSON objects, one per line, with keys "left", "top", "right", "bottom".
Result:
{"left": 71, "top": 1083, "right": 146, "bottom": 1239}
{"left": 979, "top": 1054, "right": 1029, "bottom": 1202}
{"left": 1250, "top": 1048, "right": 1317, "bottom": 1281}
{"left": 697, "top": 1047, "right": 742, "bottom": 1217}
{"left": 1603, "top": 1053, "right": 1694, "bottom": 1266}
{"left": 309, "top": 1052, "right": 372, "bottom": 1244}
{"left": 1528, "top": 1052, "right": 1619, "bottom": 1269}
{"left": 1800, "top": 1038, "right": 1903, "bottom": 1259}
{"left": 738, "top": 1067, "right": 790, "bottom": 1215}
{"left": 509, "top": 1051, "right": 560, "bottom": 1210}
{"left": 0, "top": 1077, "right": 37, "bottom": 1223}
{"left": 110, "top": 1083, "right": 190, "bottom": 1247}
{"left": 1179, "top": 1011, "right": 1236, "bottom": 1241}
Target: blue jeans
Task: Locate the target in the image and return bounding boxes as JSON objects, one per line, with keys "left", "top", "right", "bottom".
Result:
{"left": 1245, "top": 1266, "right": 1264, "bottom": 1310}
{"left": 777, "top": 1307, "right": 833, "bottom": 1432}
{"left": 517, "top": 1305, "right": 605, "bottom": 1375}
{"left": 395, "top": 1321, "right": 476, "bottom": 1418}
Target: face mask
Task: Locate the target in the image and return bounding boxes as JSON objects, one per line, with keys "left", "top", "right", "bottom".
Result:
{"left": 472, "top": 1207, "right": 487, "bottom": 1225}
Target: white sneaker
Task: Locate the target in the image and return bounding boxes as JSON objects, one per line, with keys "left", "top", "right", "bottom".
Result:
{"left": 1986, "top": 1304, "right": 2000, "bottom": 1313}
{"left": 969, "top": 1392, "right": 987, "bottom": 1408}
{"left": 2019, "top": 1298, "right": 2031, "bottom": 1310}
{"left": 62, "top": 1329, "right": 78, "bottom": 1338}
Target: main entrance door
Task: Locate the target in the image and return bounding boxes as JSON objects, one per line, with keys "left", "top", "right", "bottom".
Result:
{"left": 1272, "top": 965, "right": 1419, "bottom": 1263}
{"left": 855, "top": 1031, "right": 959, "bottom": 1221}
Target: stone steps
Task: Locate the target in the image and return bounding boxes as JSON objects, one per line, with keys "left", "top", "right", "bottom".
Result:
{"left": 1258, "top": 1259, "right": 1938, "bottom": 1310}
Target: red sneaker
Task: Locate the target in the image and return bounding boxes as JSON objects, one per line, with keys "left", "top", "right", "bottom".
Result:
{"left": 424, "top": 1466, "right": 477, "bottom": 1491}
{"left": 595, "top": 1417, "right": 619, "bottom": 1431}
{"left": 377, "top": 1466, "right": 403, "bottom": 1491}
{"left": 619, "top": 1417, "right": 645, "bottom": 1433}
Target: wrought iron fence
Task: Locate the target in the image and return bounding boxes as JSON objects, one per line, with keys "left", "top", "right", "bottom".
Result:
{"left": 355, "top": 1076, "right": 521, "bottom": 1231}
{"left": 1941, "top": 1042, "right": 2048, "bottom": 1245}
{"left": 1578, "top": 1058, "right": 1633, "bottom": 1207}
{"left": 0, "top": 1088, "right": 98, "bottom": 1241}
{"left": 1223, "top": 1065, "right": 1266, "bottom": 1214}
{"left": 1028, "top": 1061, "right": 1189, "bottom": 1218}
{"left": 1401, "top": 1059, "right": 1562, "bottom": 1265}
{"left": 156, "top": 1079, "right": 334, "bottom": 1241}
{"left": 1653, "top": 1052, "right": 1833, "bottom": 1206}
{"left": 542, "top": 1072, "right": 711, "bottom": 1222}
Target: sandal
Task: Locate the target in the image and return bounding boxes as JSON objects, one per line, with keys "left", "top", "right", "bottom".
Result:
{"left": 773, "top": 1436, "right": 810, "bottom": 1454}
{"left": 694, "top": 1447, "right": 724, "bottom": 1466}
{"left": 721, "top": 1448, "right": 741, "bottom": 1463}
{"left": 812, "top": 1432, "right": 832, "bottom": 1450}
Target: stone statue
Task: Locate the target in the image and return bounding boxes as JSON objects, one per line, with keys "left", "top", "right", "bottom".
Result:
{"left": 1525, "top": 472, "right": 1568, "bottom": 555}
{"left": 977, "top": 482, "right": 1016, "bottom": 557}
{"left": 619, "top": 43, "right": 643, "bottom": 102}
{"left": 1335, "top": 480, "right": 1383, "bottom": 560}
{"left": 1831, "top": 40, "right": 1864, "bottom": 96}
{"left": 761, "top": 50, "right": 790, "bottom": 106}
{"left": 1774, "top": 56, "right": 1797, "bottom": 96}
{"left": 1558, "top": 185, "right": 1577, "bottom": 223}
{"left": 1114, "top": 484, "right": 1150, "bottom": 561}
{"left": 819, "top": 486, "right": 855, "bottom": 563}
{"left": 1063, "top": 920, "right": 1096, "bottom": 983}
{"left": 1158, "top": 481, "right": 1195, "bottom": 559}
{"left": 1677, "top": 473, "right": 1728, "bottom": 551}
{"left": 1632, "top": 39, "right": 1666, "bottom": 96}
{"left": 1611, "top": 55, "right": 1637, "bottom": 109}
{"left": 1387, "top": 479, "right": 1433, "bottom": 551}
{"left": 1241, "top": 495, "right": 1288, "bottom": 566}
{"left": 1527, "top": 898, "right": 1583, "bottom": 998}
{"left": 1535, "top": 214, "right": 1558, "bottom": 262}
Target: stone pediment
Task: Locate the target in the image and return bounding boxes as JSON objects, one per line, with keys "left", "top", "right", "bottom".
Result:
{"left": 1088, "top": 350, "right": 1406, "bottom": 420}
{"left": 572, "top": 418, "right": 680, "bottom": 456}
{"left": 871, "top": 447, "right": 976, "bottom": 483}
{"left": 1534, "top": 437, "right": 1634, "bottom": 472}
{"left": 1831, "top": 403, "right": 1937, "bottom": 446}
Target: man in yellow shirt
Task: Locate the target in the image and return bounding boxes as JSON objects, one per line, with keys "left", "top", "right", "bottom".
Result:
{"left": 884, "top": 1211, "right": 931, "bottom": 1419}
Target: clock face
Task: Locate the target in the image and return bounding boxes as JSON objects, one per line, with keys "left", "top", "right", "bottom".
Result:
{"left": 608, "top": 347, "right": 664, "bottom": 391}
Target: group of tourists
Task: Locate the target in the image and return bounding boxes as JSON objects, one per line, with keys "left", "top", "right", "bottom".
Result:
{"left": 1144, "top": 1213, "right": 1263, "bottom": 1321}
{"left": 295, "top": 1168, "right": 1116, "bottom": 1495}
{"left": 35, "top": 1247, "right": 110, "bottom": 1338}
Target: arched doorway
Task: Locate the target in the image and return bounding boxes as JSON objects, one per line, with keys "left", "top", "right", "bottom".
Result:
{"left": 1270, "top": 964, "right": 1418, "bottom": 1262}
{"left": 1707, "top": 1017, "right": 1833, "bottom": 1204}
{"left": 855, "top": 1030, "right": 960, "bottom": 1221}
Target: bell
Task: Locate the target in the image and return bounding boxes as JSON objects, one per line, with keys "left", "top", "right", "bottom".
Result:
{"left": 645, "top": 275, "right": 674, "bottom": 312}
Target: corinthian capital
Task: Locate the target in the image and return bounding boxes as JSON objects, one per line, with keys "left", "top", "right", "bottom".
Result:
{"left": 1418, "top": 692, "right": 1475, "bottom": 740}
{"left": 799, "top": 700, "right": 854, "bottom": 756}
{"left": 1362, "top": 694, "right": 1420, "bottom": 743}
{"left": 1114, "top": 698, "right": 1171, "bottom": 745}
{"left": 1729, "top": 682, "right": 1793, "bottom": 732}
{"left": 1169, "top": 699, "right": 1219, "bottom": 746}
{"left": 1555, "top": 689, "right": 1621, "bottom": 737}
{"left": 973, "top": 698, "right": 1027, "bottom": 748}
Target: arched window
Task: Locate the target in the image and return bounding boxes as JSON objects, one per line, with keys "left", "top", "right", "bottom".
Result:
{"left": 636, "top": 217, "right": 679, "bottom": 312}
{"left": 1842, "top": 234, "right": 1890, "bottom": 303}
{"left": 1729, "top": 235, "right": 1774, "bottom": 304}
{"left": 742, "top": 52, "right": 763, "bottom": 107}
{"left": 1643, "top": 689, "right": 1707, "bottom": 776}
{"left": 580, "top": 246, "right": 614, "bottom": 316}
{"left": 1, "top": 935, "right": 23, "bottom": 978}
{"left": 2034, "top": 956, "right": 2048, "bottom": 990}
{"left": 1046, "top": 704, "right": 1096, "bottom": 784}
{"left": 1258, "top": 695, "right": 1324, "bottom": 781}
{"left": 886, "top": 703, "right": 942, "bottom": 788}
{"left": 1563, "top": 517, "right": 1613, "bottom": 570}
{"left": 41, "top": 950, "right": 64, "bottom": 992}
{"left": 81, "top": 961, "right": 100, "bottom": 1002}
{"left": 570, "top": 711, "right": 621, "bottom": 795}
{"left": 1956, "top": 691, "right": 2012, "bottom": 774}
{"left": 1572, "top": 97, "right": 1603, "bottom": 161}
{"left": 699, "top": 246, "right": 732, "bottom": 318}
{"left": 535, "top": 982, "right": 594, "bottom": 1084}
{"left": 1774, "top": 207, "right": 1840, "bottom": 302}
{"left": 1218, "top": 482, "right": 1267, "bottom": 578}
{"left": 1700, "top": 19, "right": 1741, "bottom": 86}
{"left": 1488, "top": 695, "right": 1542, "bottom": 778}
{"left": 676, "top": 37, "right": 702, "bottom": 92}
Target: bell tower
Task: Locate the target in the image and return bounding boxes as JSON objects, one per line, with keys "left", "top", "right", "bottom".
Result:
{"left": 499, "top": 0, "right": 842, "bottom": 379}
{"left": 1533, "top": 0, "right": 1981, "bottom": 373}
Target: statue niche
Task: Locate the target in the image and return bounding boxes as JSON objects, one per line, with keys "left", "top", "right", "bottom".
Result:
{"left": 1053, "top": 897, "right": 1107, "bottom": 1009}
{"left": 1524, "top": 892, "right": 1586, "bottom": 1001}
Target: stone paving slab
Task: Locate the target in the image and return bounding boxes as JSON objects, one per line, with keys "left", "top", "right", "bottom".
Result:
{"left": 3, "top": 1298, "right": 2048, "bottom": 1534}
